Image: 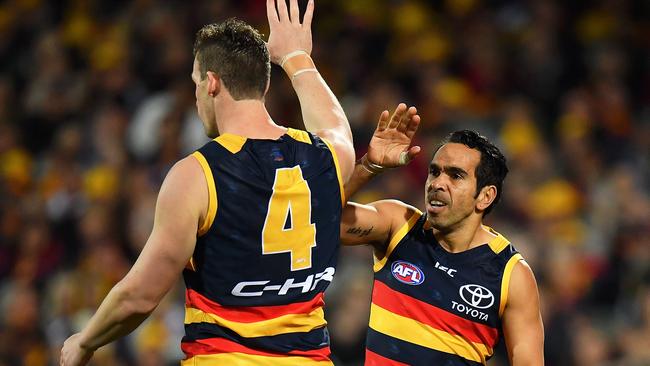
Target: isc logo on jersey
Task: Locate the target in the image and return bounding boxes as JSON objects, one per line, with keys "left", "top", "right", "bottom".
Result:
{"left": 391, "top": 261, "right": 425, "bottom": 285}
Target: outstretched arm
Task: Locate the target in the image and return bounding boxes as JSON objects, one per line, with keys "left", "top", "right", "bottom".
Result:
{"left": 502, "top": 261, "right": 545, "bottom": 366}
{"left": 60, "top": 157, "right": 206, "bottom": 366}
{"left": 345, "top": 103, "right": 421, "bottom": 199}
{"left": 266, "top": 0, "right": 354, "bottom": 181}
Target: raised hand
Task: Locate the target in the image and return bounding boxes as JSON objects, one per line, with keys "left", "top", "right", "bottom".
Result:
{"left": 366, "top": 103, "right": 421, "bottom": 168}
{"left": 266, "top": 0, "right": 314, "bottom": 65}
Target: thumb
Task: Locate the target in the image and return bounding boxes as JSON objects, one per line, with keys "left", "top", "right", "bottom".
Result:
{"left": 399, "top": 146, "right": 421, "bottom": 165}
{"left": 408, "top": 145, "right": 421, "bottom": 158}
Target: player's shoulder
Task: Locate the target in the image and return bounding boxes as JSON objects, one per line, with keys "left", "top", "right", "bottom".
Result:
{"left": 370, "top": 200, "right": 423, "bottom": 227}
{"left": 507, "top": 258, "right": 538, "bottom": 303}
{"left": 512, "top": 259, "right": 536, "bottom": 281}
{"left": 162, "top": 156, "right": 206, "bottom": 190}
{"left": 285, "top": 128, "right": 317, "bottom": 145}
{"left": 370, "top": 199, "right": 421, "bottom": 214}
{"left": 310, "top": 128, "right": 355, "bottom": 180}
{"left": 155, "top": 156, "right": 208, "bottom": 218}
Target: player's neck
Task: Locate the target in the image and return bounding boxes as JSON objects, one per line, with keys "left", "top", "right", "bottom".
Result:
{"left": 216, "top": 99, "right": 286, "bottom": 139}
{"left": 433, "top": 218, "right": 493, "bottom": 253}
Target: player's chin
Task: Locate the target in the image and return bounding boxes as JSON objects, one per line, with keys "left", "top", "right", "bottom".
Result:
{"left": 425, "top": 213, "right": 451, "bottom": 230}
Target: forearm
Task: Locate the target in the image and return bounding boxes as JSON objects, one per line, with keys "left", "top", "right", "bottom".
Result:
{"left": 292, "top": 73, "right": 351, "bottom": 139}
{"left": 281, "top": 53, "right": 351, "bottom": 139}
{"left": 78, "top": 282, "right": 155, "bottom": 351}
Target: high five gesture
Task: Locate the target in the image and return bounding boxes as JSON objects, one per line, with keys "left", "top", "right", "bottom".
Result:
{"left": 266, "top": 0, "right": 314, "bottom": 64}
{"left": 266, "top": 0, "right": 355, "bottom": 182}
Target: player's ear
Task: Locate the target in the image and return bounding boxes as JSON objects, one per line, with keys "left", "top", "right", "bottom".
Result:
{"left": 206, "top": 71, "right": 221, "bottom": 97}
{"left": 476, "top": 185, "right": 496, "bottom": 212}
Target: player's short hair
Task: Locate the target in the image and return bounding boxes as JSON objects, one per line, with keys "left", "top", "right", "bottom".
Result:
{"left": 193, "top": 18, "right": 270, "bottom": 100}
{"left": 436, "top": 130, "right": 509, "bottom": 216}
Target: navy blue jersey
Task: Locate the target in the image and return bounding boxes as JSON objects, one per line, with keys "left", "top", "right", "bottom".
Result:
{"left": 181, "top": 129, "right": 343, "bottom": 365}
{"left": 366, "top": 210, "right": 523, "bottom": 366}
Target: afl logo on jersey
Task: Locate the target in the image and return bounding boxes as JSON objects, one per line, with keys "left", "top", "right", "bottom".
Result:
{"left": 391, "top": 261, "right": 425, "bottom": 285}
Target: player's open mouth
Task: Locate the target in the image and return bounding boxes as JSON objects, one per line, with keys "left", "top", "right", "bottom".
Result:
{"left": 429, "top": 200, "right": 446, "bottom": 207}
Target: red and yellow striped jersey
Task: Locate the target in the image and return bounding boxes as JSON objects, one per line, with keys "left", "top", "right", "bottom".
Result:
{"left": 366, "top": 210, "right": 523, "bottom": 365}
{"left": 182, "top": 129, "right": 344, "bottom": 365}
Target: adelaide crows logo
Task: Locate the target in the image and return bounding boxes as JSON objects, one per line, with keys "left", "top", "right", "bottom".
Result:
{"left": 270, "top": 148, "right": 284, "bottom": 162}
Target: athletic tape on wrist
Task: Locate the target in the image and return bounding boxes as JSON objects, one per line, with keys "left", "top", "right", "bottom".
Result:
{"left": 280, "top": 51, "right": 317, "bottom": 79}
{"left": 359, "top": 162, "right": 377, "bottom": 175}
{"left": 279, "top": 50, "right": 308, "bottom": 68}
{"left": 360, "top": 152, "right": 409, "bottom": 175}
{"left": 291, "top": 68, "right": 318, "bottom": 80}
{"left": 361, "top": 155, "right": 386, "bottom": 174}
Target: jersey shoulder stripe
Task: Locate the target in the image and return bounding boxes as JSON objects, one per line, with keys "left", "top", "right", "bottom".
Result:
{"left": 373, "top": 209, "right": 422, "bottom": 272}
{"left": 286, "top": 128, "right": 313, "bottom": 144}
{"left": 499, "top": 252, "right": 524, "bottom": 316}
{"left": 214, "top": 133, "right": 247, "bottom": 153}
{"left": 191, "top": 151, "right": 218, "bottom": 236}
{"left": 319, "top": 137, "right": 345, "bottom": 206}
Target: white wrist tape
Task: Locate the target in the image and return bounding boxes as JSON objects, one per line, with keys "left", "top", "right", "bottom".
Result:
{"left": 280, "top": 50, "right": 309, "bottom": 68}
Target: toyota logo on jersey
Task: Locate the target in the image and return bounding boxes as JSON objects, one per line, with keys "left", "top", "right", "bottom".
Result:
{"left": 459, "top": 284, "right": 495, "bottom": 309}
{"left": 391, "top": 261, "right": 425, "bottom": 285}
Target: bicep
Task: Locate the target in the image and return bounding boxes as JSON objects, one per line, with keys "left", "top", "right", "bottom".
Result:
{"left": 341, "top": 202, "right": 392, "bottom": 247}
{"left": 340, "top": 200, "right": 417, "bottom": 253}
{"left": 119, "top": 157, "right": 206, "bottom": 304}
{"left": 502, "top": 261, "right": 545, "bottom": 366}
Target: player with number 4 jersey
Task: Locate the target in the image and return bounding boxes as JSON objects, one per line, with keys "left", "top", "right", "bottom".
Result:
{"left": 182, "top": 129, "right": 344, "bottom": 364}
{"left": 59, "top": 1, "right": 356, "bottom": 365}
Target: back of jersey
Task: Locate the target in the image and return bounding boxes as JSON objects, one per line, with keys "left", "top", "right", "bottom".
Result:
{"left": 181, "top": 128, "right": 344, "bottom": 365}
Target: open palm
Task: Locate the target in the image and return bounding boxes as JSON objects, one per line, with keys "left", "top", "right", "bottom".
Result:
{"left": 266, "top": 0, "right": 313, "bottom": 65}
{"left": 367, "top": 103, "right": 421, "bottom": 167}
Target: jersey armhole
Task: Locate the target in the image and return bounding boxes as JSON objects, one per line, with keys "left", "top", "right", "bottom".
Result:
{"left": 191, "top": 151, "right": 218, "bottom": 236}
{"left": 499, "top": 253, "right": 524, "bottom": 317}
{"left": 319, "top": 137, "right": 345, "bottom": 207}
{"left": 373, "top": 209, "right": 422, "bottom": 272}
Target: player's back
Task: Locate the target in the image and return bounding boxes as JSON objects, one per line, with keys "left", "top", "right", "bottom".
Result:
{"left": 181, "top": 129, "right": 343, "bottom": 365}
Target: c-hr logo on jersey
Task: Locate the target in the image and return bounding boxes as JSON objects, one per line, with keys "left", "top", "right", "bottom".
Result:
{"left": 459, "top": 284, "right": 494, "bottom": 309}
{"left": 231, "top": 267, "right": 335, "bottom": 297}
{"left": 391, "top": 261, "right": 425, "bottom": 285}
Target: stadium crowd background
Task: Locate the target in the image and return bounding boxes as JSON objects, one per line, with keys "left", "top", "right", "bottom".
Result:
{"left": 0, "top": 0, "right": 648, "bottom": 365}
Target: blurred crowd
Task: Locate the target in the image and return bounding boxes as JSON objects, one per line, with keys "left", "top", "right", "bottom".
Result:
{"left": 0, "top": 0, "right": 648, "bottom": 365}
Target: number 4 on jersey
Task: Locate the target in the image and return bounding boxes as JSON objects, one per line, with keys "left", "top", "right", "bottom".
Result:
{"left": 262, "top": 166, "right": 316, "bottom": 271}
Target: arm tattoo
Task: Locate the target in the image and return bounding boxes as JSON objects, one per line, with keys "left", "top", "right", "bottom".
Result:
{"left": 346, "top": 226, "right": 374, "bottom": 237}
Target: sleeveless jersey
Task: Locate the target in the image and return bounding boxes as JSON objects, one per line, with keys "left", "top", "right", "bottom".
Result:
{"left": 365, "top": 210, "right": 523, "bottom": 366}
{"left": 181, "top": 129, "right": 344, "bottom": 366}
